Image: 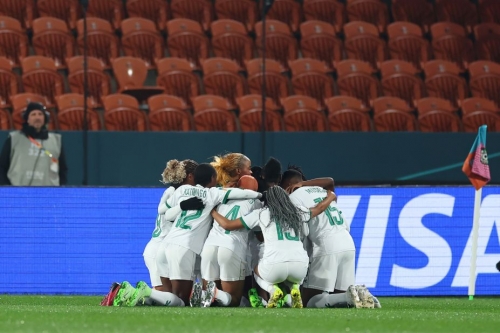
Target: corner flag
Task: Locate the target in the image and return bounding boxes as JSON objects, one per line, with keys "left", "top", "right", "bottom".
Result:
{"left": 462, "top": 125, "right": 491, "bottom": 190}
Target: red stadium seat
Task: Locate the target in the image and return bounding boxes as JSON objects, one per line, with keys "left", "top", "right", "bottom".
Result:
{"left": 201, "top": 57, "right": 247, "bottom": 108}
{"left": 380, "top": 60, "right": 425, "bottom": 107}
{"left": 211, "top": 19, "right": 254, "bottom": 69}
{"left": 303, "top": 0, "right": 346, "bottom": 35}
{"left": 214, "top": 0, "right": 258, "bottom": 33}
{"left": 430, "top": 22, "right": 475, "bottom": 72}
{"left": 103, "top": 94, "right": 148, "bottom": 131}
{"left": 264, "top": 0, "right": 302, "bottom": 33}
{"left": 170, "top": 0, "right": 213, "bottom": 32}
{"left": 300, "top": 20, "right": 343, "bottom": 70}
{"left": 55, "top": 93, "right": 102, "bottom": 131}
{"left": 32, "top": 17, "right": 75, "bottom": 69}
{"left": 121, "top": 18, "right": 165, "bottom": 68}
{"left": 372, "top": 96, "right": 417, "bottom": 131}
{"left": 67, "top": 56, "right": 111, "bottom": 107}
{"left": 255, "top": 20, "right": 298, "bottom": 71}
{"left": 0, "top": 56, "right": 18, "bottom": 107}
{"left": 415, "top": 97, "right": 462, "bottom": 132}
{"left": 192, "top": 95, "right": 237, "bottom": 132}
{"left": 126, "top": 0, "right": 169, "bottom": 32}
{"left": 387, "top": 21, "right": 432, "bottom": 71}
{"left": 77, "top": 18, "right": 119, "bottom": 69}
{"left": 346, "top": 0, "right": 389, "bottom": 33}
{"left": 281, "top": 95, "right": 328, "bottom": 132}
{"left": 0, "top": 16, "right": 29, "bottom": 68}
{"left": 246, "top": 58, "right": 289, "bottom": 107}
{"left": 435, "top": 0, "right": 478, "bottom": 33}
{"left": 335, "top": 59, "right": 381, "bottom": 107}
{"left": 289, "top": 58, "right": 335, "bottom": 107}
{"left": 148, "top": 94, "right": 193, "bottom": 131}
{"left": 167, "top": 18, "right": 210, "bottom": 69}
{"left": 21, "top": 56, "right": 64, "bottom": 107}
{"left": 325, "top": 95, "right": 372, "bottom": 132}
{"left": 37, "top": 0, "right": 81, "bottom": 30}
{"left": 460, "top": 97, "right": 500, "bottom": 132}
{"left": 391, "top": 0, "right": 434, "bottom": 33}
{"left": 236, "top": 94, "right": 283, "bottom": 132}
{"left": 156, "top": 57, "right": 200, "bottom": 106}
{"left": 423, "top": 60, "right": 468, "bottom": 108}
{"left": 344, "top": 21, "right": 388, "bottom": 69}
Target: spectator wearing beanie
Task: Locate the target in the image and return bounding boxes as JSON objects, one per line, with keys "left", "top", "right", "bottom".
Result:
{"left": 0, "top": 102, "right": 68, "bottom": 186}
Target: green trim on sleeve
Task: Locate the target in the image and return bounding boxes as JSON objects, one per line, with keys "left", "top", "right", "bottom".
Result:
{"left": 222, "top": 190, "right": 232, "bottom": 204}
{"left": 240, "top": 217, "right": 250, "bottom": 230}
{"left": 165, "top": 202, "right": 171, "bottom": 209}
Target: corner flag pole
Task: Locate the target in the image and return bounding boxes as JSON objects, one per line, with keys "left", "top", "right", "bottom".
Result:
{"left": 468, "top": 188, "right": 482, "bottom": 300}
{"left": 462, "top": 124, "right": 491, "bottom": 300}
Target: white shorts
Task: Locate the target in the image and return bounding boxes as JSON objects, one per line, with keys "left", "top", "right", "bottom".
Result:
{"left": 303, "top": 250, "right": 355, "bottom": 292}
{"left": 143, "top": 240, "right": 162, "bottom": 287}
{"left": 156, "top": 242, "right": 169, "bottom": 278}
{"left": 144, "top": 256, "right": 162, "bottom": 287}
{"left": 165, "top": 243, "right": 197, "bottom": 281}
{"left": 201, "top": 245, "right": 246, "bottom": 281}
{"left": 258, "top": 260, "right": 308, "bottom": 285}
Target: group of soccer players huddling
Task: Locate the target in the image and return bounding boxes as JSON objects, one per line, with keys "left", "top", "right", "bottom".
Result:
{"left": 102, "top": 153, "right": 381, "bottom": 309}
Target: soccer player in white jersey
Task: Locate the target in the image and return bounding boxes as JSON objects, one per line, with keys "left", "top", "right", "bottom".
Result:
{"left": 211, "top": 186, "right": 337, "bottom": 308}
{"left": 281, "top": 170, "right": 378, "bottom": 309}
{"left": 127, "top": 163, "right": 262, "bottom": 307}
{"left": 194, "top": 175, "right": 262, "bottom": 307}
{"left": 150, "top": 159, "right": 198, "bottom": 294}
{"left": 112, "top": 159, "right": 202, "bottom": 306}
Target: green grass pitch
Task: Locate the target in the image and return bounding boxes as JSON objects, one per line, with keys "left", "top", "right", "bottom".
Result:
{"left": 1, "top": 296, "right": 499, "bottom": 333}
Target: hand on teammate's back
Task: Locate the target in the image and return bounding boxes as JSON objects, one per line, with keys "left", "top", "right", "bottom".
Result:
{"left": 286, "top": 183, "right": 303, "bottom": 194}
{"left": 180, "top": 197, "right": 205, "bottom": 211}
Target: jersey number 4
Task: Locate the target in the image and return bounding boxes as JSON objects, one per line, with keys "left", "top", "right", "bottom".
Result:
{"left": 176, "top": 210, "right": 202, "bottom": 230}
{"left": 314, "top": 198, "right": 344, "bottom": 226}
{"left": 224, "top": 205, "right": 240, "bottom": 234}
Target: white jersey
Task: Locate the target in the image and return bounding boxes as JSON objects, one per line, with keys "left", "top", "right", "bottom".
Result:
{"left": 290, "top": 186, "right": 355, "bottom": 257}
{"left": 164, "top": 185, "right": 233, "bottom": 255}
{"left": 204, "top": 198, "right": 263, "bottom": 261}
{"left": 240, "top": 207, "right": 310, "bottom": 264}
{"left": 150, "top": 187, "right": 175, "bottom": 243}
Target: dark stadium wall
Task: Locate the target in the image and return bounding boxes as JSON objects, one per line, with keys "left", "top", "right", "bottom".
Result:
{"left": 1, "top": 131, "right": 499, "bottom": 186}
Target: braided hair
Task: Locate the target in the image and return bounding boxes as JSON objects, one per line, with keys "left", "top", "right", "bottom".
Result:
{"left": 264, "top": 186, "right": 308, "bottom": 238}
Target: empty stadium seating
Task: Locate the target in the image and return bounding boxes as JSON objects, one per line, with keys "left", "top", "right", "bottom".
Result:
{"left": 0, "top": 0, "right": 498, "bottom": 133}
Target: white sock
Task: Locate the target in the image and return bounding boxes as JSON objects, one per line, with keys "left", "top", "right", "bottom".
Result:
{"left": 201, "top": 290, "right": 207, "bottom": 299}
{"left": 254, "top": 274, "right": 275, "bottom": 294}
{"left": 261, "top": 298, "right": 268, "bottom": 306}
{"left": 284, "top": 294, "right": 292, "bottom": 307}
{"left": 150, "top": 289, "right": 185, "bottom": 307}
{"left": 240, "top": 296, "right": 250, "bottom": 307}
{"left": 307, "top": 293, "right": 350, "bottom": 308}
{"left": 215, "top": 289, "right": 232, "bottom": 306}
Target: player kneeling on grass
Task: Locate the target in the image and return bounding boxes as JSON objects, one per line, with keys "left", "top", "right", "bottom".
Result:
{"left": 190, "top": 175, "right": 263, "bottom": 307}
{"left": 281, "top": 170, "right": 381, "bottom": 309}
{"left": 122, "top": 164, "right": 263, "bottom": 307}
{"left": 210, "top": 186, "right": 336, "bottom": 308}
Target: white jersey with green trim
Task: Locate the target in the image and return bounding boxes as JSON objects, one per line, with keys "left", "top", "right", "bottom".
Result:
{"left": 289, "top": 186, "right": 355, "bottom": 257}
{"left": 164, "top": 185, "right": 234, "bottom": 255}
{"left": 150, "top": 187, "right": 175, "bottom": 243}
{"left": 203, "top": 198, "right": 263, "bottom": 261}
{"left": 240, "top": 207, "right": 310, "bottom": 264}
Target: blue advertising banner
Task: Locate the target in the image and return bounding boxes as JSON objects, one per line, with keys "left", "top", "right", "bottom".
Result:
{"left": 0, "top": 187, "right": 499, "bottom": 296}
